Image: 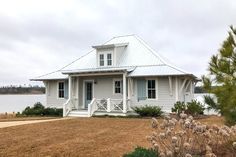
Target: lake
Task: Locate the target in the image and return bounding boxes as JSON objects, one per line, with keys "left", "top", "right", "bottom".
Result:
{"left": 0, "top": 94, "right": 46, "bottom": 113}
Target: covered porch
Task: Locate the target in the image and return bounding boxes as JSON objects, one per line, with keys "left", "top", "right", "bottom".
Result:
{"left": 62, "top": 69, "right": 134, "bottom": 117}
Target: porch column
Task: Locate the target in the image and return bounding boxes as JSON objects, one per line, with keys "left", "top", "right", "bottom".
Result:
{"left": 127, "top": 78, "right": 132, "bottom": 111}
{"left": 175, "top": 76, "right": 179, "bottom": 102}
{"left": 123, "top": 73, "right": 127, "bottom": 113}
{"left": 68, "top": 75, "right": 72, "bottom": 100}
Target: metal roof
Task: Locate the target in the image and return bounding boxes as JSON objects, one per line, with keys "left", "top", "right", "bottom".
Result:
{"left": 62, "top": 66, "right": 135, "bottom": 74}
{"left": 128, "top": 65, "right": 190, "bottom": 77}
{"left": 30, "top": 71, "right": 67, "bottom": 81}
{"left": 32, "top": 35, "right": 196, "bottom": 81}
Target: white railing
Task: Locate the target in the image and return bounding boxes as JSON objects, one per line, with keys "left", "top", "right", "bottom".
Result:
{"left": 63, "top": 98, "right": 76, "bottom": 117}
{"left": 88, "top": 98, "right": 97, "bottom": 116}
{"left": 87, "top": 98, "right": 130, "bottom": 116}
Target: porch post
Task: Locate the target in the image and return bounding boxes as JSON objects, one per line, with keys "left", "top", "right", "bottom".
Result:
{"left": 123, "top": 73, "right": 127, "bottom": 113}
{"left": 127, "top": 78, "right": 131, "bottom": 111}
{"left": 175, "top": 76, "right": 179, "bottom": 102}
{"left": 68, "top": 75, "right": 72, "bottom": 100}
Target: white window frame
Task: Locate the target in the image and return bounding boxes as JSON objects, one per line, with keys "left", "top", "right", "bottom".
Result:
{"left": 57, "top": 81, "right": 65, "bottom": 99}
{"left": 107, "top": 53, "right": 112, "bottom": 66}
{"left": 146, "top": 78, "right": 158, "bottom": 100}
{"left": 98, "top": 51, "right": 113, "bottom": 67}
{"left": 99, "top": 54, "right": 105, "bottom": 66}
{"left": 113, "top": 79, "right": 122, "bottom": 95}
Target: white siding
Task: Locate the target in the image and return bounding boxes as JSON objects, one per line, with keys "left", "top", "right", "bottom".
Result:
{"left": 78, "top": 75, "right": 123, "bottom": 108}
{"left": 44, "top": 75, "right": 195, "bottom": 112}
{"left": 45, "top": 80, "right": 68, "bottom": 108}
{"left": 130, "top": 76, "right": 176, "bottom": 112}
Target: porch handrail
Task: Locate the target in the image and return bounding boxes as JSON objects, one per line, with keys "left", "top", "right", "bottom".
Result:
{"left": 63, "top": 98, "right": 75, "bottom": 117}
{"left": 88, "top": 98, "right": 96, "bottom": 116}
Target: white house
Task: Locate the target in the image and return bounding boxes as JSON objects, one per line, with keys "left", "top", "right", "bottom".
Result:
{"left": 31, "top": 35, "right": 198, "bottom": 117}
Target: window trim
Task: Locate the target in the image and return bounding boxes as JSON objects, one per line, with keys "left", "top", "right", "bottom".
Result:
{"left": 107, "top": 53, "right": 112, "bottom": 66}
{"left": 113, "top": 78, "right": 122, "bottom": 95}
{"left": 98, "top": 51, "right": 113, "bottom": 67}
{"left": 99, "top": 54, "right": 104, "bottom": 66}
{"left": 57, "top": 81, "right": 65, "bottom": 99}
{"left": 146, "top": 78, "right": 158, "bottom": 100}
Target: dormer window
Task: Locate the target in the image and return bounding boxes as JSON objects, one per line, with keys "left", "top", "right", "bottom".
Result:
{"left": 99, "top": 54, "right": 104, "bottom": 66}
{"left": 98, "top": 52, "right": 113, "bottom": 67}
{"left": 107, "top": 53, "right": 112, "bottom": 66}
{"left": 93, "top": 43, "right": 128, "bottom": 67}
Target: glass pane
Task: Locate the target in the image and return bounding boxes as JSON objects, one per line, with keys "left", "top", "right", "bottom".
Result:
{"left": 100, "top": 60, "right": 104, "bottom": 66}
{"left": 148, "top": 80, "right": 151, "bottom": 88}
{"left": 100, "top": 54, "right": 104, "bottom": 59}
{"left": 108, "top": 59, "right": 112, "bottom": 65}
{"left": 107, "top": 53, "right": 111, "bottom": 59}
{"left": 152, "top": 80, "right": 155, "bottom": 88}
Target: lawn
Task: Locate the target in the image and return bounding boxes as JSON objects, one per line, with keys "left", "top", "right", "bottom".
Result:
{"left": 0, "top": 116, "right": 224, "bottom": 157}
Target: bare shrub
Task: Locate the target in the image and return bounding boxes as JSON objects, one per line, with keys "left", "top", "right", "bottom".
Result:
{"left": 147, "top": 113, "right": 236, "bottom": 157}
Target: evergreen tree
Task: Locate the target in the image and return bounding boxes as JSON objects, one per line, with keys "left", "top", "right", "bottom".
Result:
{"left": 202, "top": 26, "right": 236, "bottom": 125}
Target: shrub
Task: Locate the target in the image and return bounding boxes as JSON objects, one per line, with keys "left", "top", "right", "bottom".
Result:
{"left": 186, "top": 100, "right": 205, "bottom": 116}
{"left": 172, "top": 100, "right": 205, "bottom": 117}
{"left": 21, "top": 102, "right": 63, "bottom": 117}
{"left": 171, "top": 101, "right": 185, "bottom": 115}
{"left": 123, "top": 147, "right": 159, "bottom": 157}
{"left": 133, "top": 105, "right": 163, "bottom": 117}
{"left": 148, "top": 115, "right": 236, "bottom": 157}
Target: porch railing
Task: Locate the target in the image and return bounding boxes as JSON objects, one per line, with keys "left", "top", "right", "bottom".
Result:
{"left": 63, "top": 98, "right": 76, "bottom": 117}
{"left": 88, "top": 98, "right": 130, "bottom": 116}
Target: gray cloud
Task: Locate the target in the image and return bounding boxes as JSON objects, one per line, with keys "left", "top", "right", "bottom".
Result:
{"left": 0, "top": 0, "right": 236, "bottom": 86}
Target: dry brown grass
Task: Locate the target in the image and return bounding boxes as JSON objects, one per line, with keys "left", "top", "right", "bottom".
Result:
{"left": 0, "top": 112, "right": 16, "bottom": 119}
{"left": 0, "top": 116, "right": 224, "bottom": 157}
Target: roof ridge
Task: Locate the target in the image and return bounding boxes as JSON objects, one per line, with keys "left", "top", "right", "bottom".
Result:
{"left": 110, "top": 34, "right": 136, "bottom": 39}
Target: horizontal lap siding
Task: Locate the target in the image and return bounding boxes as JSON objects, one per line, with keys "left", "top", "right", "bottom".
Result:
{"left": 130, "top": 77, "right": 176, "bottom": 112}
{"left": 46, "top": 81, "right": 67, "bottom": 108}
{"left": 78, "top": 76, "right": 123, "bottom": 107}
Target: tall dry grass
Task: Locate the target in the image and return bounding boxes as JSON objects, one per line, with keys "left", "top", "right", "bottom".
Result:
{"left": 0, "top": 112, "right": 16, "bottom": 119}
{"left": 148, "top": 113, "right": 236, "bottom": 157}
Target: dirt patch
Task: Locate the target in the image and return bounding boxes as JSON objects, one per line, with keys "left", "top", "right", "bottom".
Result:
{"left": 0, "top": 116, "right": 224, "bottom": 157}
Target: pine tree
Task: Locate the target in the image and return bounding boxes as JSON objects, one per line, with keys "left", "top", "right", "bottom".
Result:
{"left": 202, "top": 26, "right": 236, "bottom": 125}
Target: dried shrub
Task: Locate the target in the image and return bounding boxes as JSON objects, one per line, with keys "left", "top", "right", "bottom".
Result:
{"left": 147, "top": 113, "right": 236, "bottom": 157}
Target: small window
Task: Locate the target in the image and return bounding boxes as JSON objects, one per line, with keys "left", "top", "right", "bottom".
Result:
{"left": 107, "top": 53, "right": 112, "bottom": 66}
{"left": 148, "top": 80, "right": 156, "bottom": 99}
{"left": 99, "top": 54, "right": 104, "bottom": 66}
{"left": 114, "top": 80, "right": 121, "bottom": 94}
{"left": 58, "top": 82, "right": 65, "bottom": 98}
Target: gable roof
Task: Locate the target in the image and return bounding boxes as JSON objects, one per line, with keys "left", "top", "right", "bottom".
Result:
{"left": 31, "top": 35, "right": 196, "bottom": 81}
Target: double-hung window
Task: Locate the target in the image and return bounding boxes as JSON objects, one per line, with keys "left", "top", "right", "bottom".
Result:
{"left": 58, "top": 82, "right": 65, "bottom": 98}
{"left": 114, "top": 80, "right": 121, "bottom": 94}
{"left": 99, "top": 52, "right": 112, "bottom": 66}
{"left": 107, "top": 53, "right": 112, "bottom": 66}
{"left": 99, "top": 54, "right": 104, "bottom": 66}
{"left": 147, "top": 80, "right": 156, "bottom": 99}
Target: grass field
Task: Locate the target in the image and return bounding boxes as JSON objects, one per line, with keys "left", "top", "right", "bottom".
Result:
{"left": 0, "top": 116, "right": 224, "bottom": 157}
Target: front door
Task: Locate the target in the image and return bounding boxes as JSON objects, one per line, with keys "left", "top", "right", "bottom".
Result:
{"left": 84, "top": 81, "right": 93, "bottom": 109}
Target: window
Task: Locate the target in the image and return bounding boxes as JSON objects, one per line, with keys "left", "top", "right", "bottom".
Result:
{"left": 58, "top": 82, "right": 65, "bottom": 98}
{"left": 107, "top": 53, "right": 112, "bottom": 66}
{"left": 99, "top": 54, "right": 104, "bottom": 66}
{"left": 114, "top": 80, "right": 121, "bottom": 94}
{"left": 147, "top": 80, "right": 156, "bottom": 99}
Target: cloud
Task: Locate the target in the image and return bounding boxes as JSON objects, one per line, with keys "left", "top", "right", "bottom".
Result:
{"left": 0, "top": 0, "right": 236, "bottom": 86}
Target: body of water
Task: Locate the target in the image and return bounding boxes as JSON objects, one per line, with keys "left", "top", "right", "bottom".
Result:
{"left": 0, "top": 94, "right": 46, "bottom": 113}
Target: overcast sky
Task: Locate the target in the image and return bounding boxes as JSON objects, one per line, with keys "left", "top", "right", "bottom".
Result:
{"left": 0, "top": 0, "right": 236, "bottom": 86}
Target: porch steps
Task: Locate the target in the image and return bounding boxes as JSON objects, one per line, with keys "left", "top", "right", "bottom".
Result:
{"left": 68, "top": 110, "right": 89, "bottom": 117}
